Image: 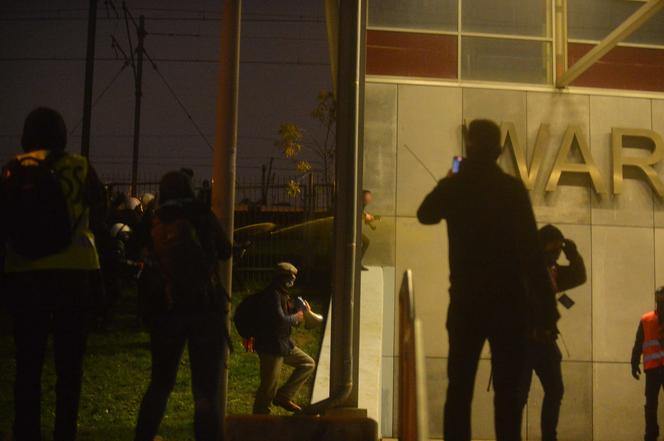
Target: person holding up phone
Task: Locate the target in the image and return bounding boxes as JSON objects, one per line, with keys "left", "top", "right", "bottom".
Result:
{"left": 518, "top": 224, "right": 587, "bottom": 441}
{"left": 417, "top": 119, "right": 558, "bottom": 440}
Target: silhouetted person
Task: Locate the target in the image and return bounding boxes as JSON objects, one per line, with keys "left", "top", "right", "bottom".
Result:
{"left": 0, "top": 107, "right": 105, "bottom": 441}
{"left": 518, "top": 224, "right": 586, "bottom": 441}
{"left": 133, "top": 171, "right": 232, "bottom": 441}
{"left": 631, "top": 286, "right": 664, "bottom": 441}
{"left": 361, "top": 189, "right": 379, "bottom": 271}
{"left": 252, "top": 263, "right": 316, "bottom": 414}
{"left": 417, "top": 119, "right": 557, "bottom": 441}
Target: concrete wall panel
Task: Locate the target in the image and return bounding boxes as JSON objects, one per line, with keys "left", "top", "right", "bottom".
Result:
{"left": 590, "top": 96, "right": 654, "bottom": 227}
{"left": 395, "top": 217, "right": 450, "bottom": 357}
{"left": 591, "top": 225, "right": 654, "bottom": 362}
{"left": 527, "top": 92, "right": 592, "bottom": 224}
{"left": 396, "top": 85, "right": 462, "bottom": 217}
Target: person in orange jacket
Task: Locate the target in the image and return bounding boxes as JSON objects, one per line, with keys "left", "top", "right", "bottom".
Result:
{"left": 631, "top": 286, "right": 664, "bottom": 441}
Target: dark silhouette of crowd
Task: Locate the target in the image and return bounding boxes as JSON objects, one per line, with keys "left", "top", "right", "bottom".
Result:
{"left": 0, "top": 108, "right": 235, "bottom": 441}
{"left": 2, "top": 109, "right": 660, "bottom": 441}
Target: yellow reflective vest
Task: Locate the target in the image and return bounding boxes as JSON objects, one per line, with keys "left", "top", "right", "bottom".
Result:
{"left": 4, "top": 149, "right": 101, "bottom": 272}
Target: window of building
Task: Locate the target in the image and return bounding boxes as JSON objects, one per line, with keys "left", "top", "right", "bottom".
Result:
{"left": 568, "top": 0, "right": 664, "bottom": 46}
{"left": 368, "top": 0, "right": 457, "bottom": 32}
{"left": 462, "top": 0, "right": 550, "bottom": 37}
{"left": 366, "top": 0, "right": 664, "bottom": 91}
{"left": 461, "top": 37, "right": 551, "bottom": 84}
{"left": 367, "top": 0, "right": 552, "bottom": 85}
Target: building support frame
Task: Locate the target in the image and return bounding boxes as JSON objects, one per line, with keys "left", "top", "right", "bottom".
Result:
{"left": 556, "top": 0, "right": 664, "bottom": 88}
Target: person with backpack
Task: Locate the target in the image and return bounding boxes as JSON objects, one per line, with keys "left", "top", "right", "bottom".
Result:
{"left": 133, "top": 170, "right": 232, "bottom": 441}
{"left": 0, "top": 107, "right": 106, "bottom": 441}
{"left": 238, "top": 263, "right": 316, "bottom": 415}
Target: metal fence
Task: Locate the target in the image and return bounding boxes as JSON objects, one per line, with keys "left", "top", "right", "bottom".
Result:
{"left": 100, "top": 173, "right": 334, "bottom": 213}
{"left": 101, "top": 173, "right": 335, "bottom": 278}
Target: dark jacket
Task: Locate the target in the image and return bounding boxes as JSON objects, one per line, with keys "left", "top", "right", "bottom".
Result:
{"left": 552, "top": 249, "right": 586, "bottom": 293}
{"left": 417, "top": 160, "right": 558, "bottom": 331}
{"left": 254, "top": 284, "right": 299, "bottom": 356}
{"left": 138, "top": 200, "right": 233, "bottom": 314}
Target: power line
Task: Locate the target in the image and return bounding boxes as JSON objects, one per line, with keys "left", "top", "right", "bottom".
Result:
{"left": 142, "top": 47, "right": 213, "bottom": 151}
{"left": 0, "top": 15, "right": 324, "bottom": 23}
{"left": 69, "top": 61, "right": 129, "bottom": 134}
{"left": 0, "top": 57, "right": 328, "bottom": 66}
{"left": 0, "top": 7, "right": 322, "bottom": 20}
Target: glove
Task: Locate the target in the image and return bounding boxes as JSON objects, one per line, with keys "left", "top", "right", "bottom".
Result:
{"left": 243, "top": 337, "right": 255, "bottom": 353}
{"left": 632, "top": 364, "right": 641, "bottom": 380}
{"left": 562, "top": 239, "right": 578, "bottom": 258}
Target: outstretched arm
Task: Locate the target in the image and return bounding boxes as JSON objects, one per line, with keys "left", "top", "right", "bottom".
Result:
{"left": 417, "top": 179, "right": 451, "bottom": 225}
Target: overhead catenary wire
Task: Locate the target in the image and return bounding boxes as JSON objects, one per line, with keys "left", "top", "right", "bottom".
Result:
{"left": 142, "top": 47, "right": 213, "bottom": 151}
{"left": 0, "top": 57, "right": 329, "bottom": 66}
{"left": 69, "top": 60, "right": 130, "bottom": 134}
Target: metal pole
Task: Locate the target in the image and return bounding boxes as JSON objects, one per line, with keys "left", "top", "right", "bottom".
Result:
{"left": 81, "top": 0, "right": 97, "bottom": 158}
{"left": 304, "top": 0, "right": 366, "bottom": 415}
{"left": 324, "top": 0, "right": 339, "bottom": 96}
{"left": 554, "top": 0, "right": 567, "bottom": 85}
{"left": 130, "top": 16, "right": 146, "bottom": 196}
{"left": 212, "top": 0, "right": 241, "bottom": 430}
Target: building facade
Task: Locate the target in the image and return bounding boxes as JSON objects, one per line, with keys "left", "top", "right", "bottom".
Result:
{"left": 361, "top": 1, "right": 664, "bottom": 439}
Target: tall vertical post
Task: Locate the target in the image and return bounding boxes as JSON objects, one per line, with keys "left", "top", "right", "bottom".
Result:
{"left": 324, "top": 0, "right": 339, "bottom": 96}
{"left": 81, "top": 0, "right": 97, "bottom": 157}
{"left": 554, "top": 0, "right": 568, "bottom": 84}
{"left": 330, "top": 0, "right": 365, "bottom": 407}
{"left": 212, "top": 0, "right": 241, "bottom": 426}
{"left": 130, "top": 16, "right": 146, "bottom": 196}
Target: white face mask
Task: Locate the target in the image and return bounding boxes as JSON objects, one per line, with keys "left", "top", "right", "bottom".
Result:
{"left": 285, "top": 276, "right": 296, "bottom": 288}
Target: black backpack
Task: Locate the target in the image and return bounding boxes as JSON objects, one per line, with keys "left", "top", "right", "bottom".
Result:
{"left": 1, "top": 152, "right": 77, "bottom": 259}
{"left": 234, "top": 291, "right": 263, "bottom": 339}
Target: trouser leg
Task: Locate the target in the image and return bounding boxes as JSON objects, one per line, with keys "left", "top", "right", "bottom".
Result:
{"left": 276, "top": 346, "right": 316, "bottom": 401}
{"left": 253, "top": 353, "right": 283, "bottom": 414}
{"left": 443, "top": 319, "right": 485, "bottom": 441}
{"left": 645, "top": 369, "right": 661, "bottom": 441}
{"left": 535, "top": 342, "right": 564, "bottom": 441}
{"left": 188, "top": 313, "right": 224, "bottom": 441}
{"left": 51, "top": 271, "right": 90, "bottom": 441}
{"left": 489, "top": 327, "right": 527, "bottom": 441}
{"left": 516, "top": 346, "right": 535, "bottom": 417}
{"left": 13, "top": 307, "right": 49, "bottom": 441}
{"left": 11, "top": 273, "right": 51, "bottom": 441}
{"left": 134, "top": 315, "right": 186, "bottom": 441}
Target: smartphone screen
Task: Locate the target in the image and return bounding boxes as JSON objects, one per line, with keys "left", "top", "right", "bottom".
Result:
{"left": 452, "top": 156, "right": 463, "bottom": 174}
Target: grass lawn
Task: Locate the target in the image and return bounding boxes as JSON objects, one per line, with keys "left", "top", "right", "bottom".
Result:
{"left": 0, "top": 282, "right": 327, "bottom": 441}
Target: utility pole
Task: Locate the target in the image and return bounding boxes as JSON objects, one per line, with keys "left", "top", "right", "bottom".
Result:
{"left": 212, "top": 0, "right": 241, "bottom": 427}
{"left": 80, "top": 0, "right": 97, "bottom": 157}
{"left": 130, "top": 15, "right": 146, "bottom": 196}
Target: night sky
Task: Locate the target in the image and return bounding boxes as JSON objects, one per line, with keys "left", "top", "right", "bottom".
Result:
{"left": 0, "top": 0, "right": 332, "bottom": 182}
